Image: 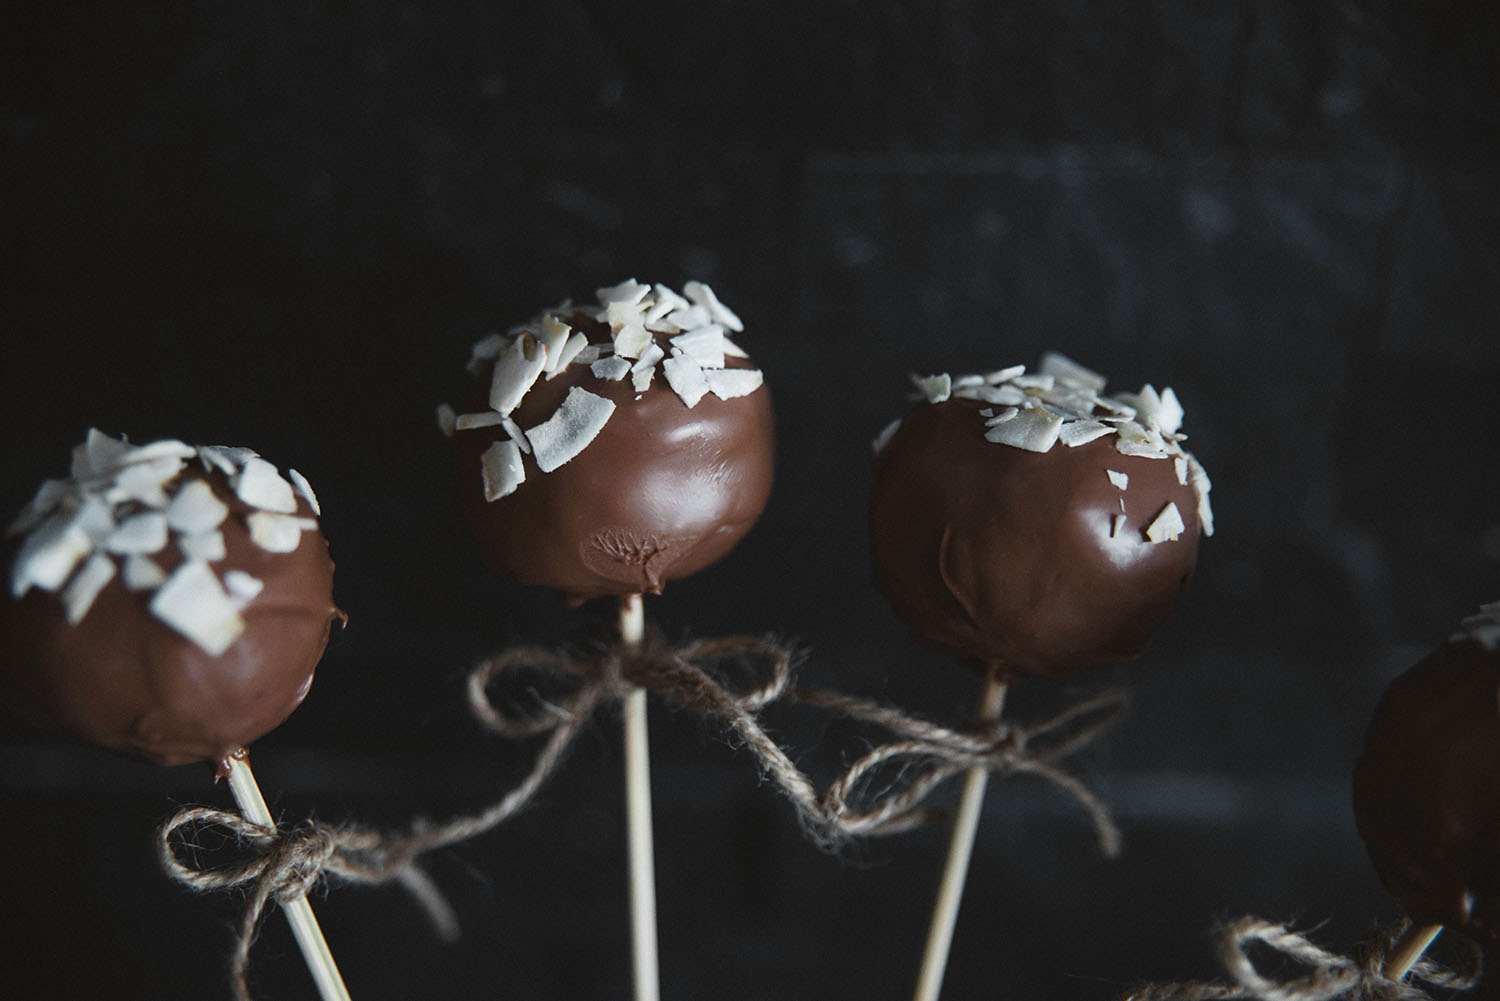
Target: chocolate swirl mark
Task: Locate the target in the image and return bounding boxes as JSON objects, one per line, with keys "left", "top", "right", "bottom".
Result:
{"left": 1120, "top": 918, "right": 1482, "bottom": 1001}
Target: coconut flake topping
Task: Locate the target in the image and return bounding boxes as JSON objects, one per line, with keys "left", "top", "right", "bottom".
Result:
{"left": 1454, "top": 600, "right": 1500, "bottom": 651}
{"left": 447, "top": 280, "right": 764, "bottom": 502}
{"left": 5, "top": 429, "right": 325, "bottom": 652}
{"left": 882, "top": 353, "right": 1214, "bottom": 539}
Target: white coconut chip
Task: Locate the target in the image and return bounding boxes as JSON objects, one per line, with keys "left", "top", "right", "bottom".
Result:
{"left": 223, "top": 569, "right": 265, "bottom": 608}
{"left": 1145, "top": 502, "right": 1186, "bottom": 543}
{"left": 1114, "top": 422, "right": 1172, "bottom": 459}
{"left": 956, "top": 384, "right": 1027, "bottom": 407}
{"left": 539, "top": 315, "right": 573, "bottom": 373}
{"left": 1107, "top": 470, "right": 1129, "bottom": 490}
{"left": 501, "top": 415, "right": 531, "bottom": 454}
{"left": 61, "top": 552, "right": 116, "bottom": 625}
{"left": 436, "top": 403, "right": 457, "bottom": 438}
{"left": 643, "top": 286, "right": 686, "bottom": 329}
{"left": 1111, "top": 514, "right": 1126, "bottom": 539}
{"left": 721, "top": 336, "right": 749, "bottom": 359}
{"left": 1119, "top": 385, "right": 1166, "bottom": 431}
{"left": 550, "top": 331, "right": 590, "bottom": 374}
{"left": 75, "top": 495, "right": 116, "bottom": 546}
{"left": 10, "top": 511, "right": 92, "bottom": 596}
{"left": 1457, "top": 602, "right": 1500, "bottom": 650}
{"left": 150, "top": 560, "right": 244, "bottom": 656}
{"left": 1157, "top": 387, "right": 1185, "bottom": 435}
{"left": 1039, "top": 352, "right": 1108, "bottom": 392}
{"left": 572, "top": 343, "right": 609, "bottom": 366}
{"left": 612, "top": 323, "right": 653, "bottom": 360}
{"left": 526, "top": 387, "right": 617, "bottom": 473}
{"left": 705, "top": 368, "right": 764, "bottom": 400}
{"left": 197, "top": 445, "right": 243, "bottom": 476}
{"left": 953, "top": 374, "right": 986, "bottom": 390}
{"left": 683, "top": 281, "right": 744, "bottom": 332}
{"left": 632, "top": 343, "right": 666, "bottom": 375}
{"left": 1093, "top": 396, "right": 1138, "bottom": 419}
{"left": 912, "top": 373, "right": 952, "bottom": 404}
{"left": 1038, "top": 384, "right": 1099, "bottom": 416}
{"left": 670, "top": 326, "right": 726, "bottom": 369}
{"left": 1059, "top": 419, "right": 1113, "bottom": 447}
{"left": 164, "top": 479, "right": 229, "bottom": 534}
{"left": 123, "top": 554, "right": 166, "bottom": 591}
{"left": 1010, "top": 372, "right": 1055, "bottom": 391}
{"left": 247, "top": 513, "right": 315, "bottom": 554}
{"left": 984, "top": 365, "right": 1027, "bottom": 384}
{"left": 72, "top": 428, "right": 134, "bottom": 479}
{"left": 592, "top": 356, "right": 632, "bottom": 381}
{"left": 109, "top": 454, "right": 188, "bottom": 508}
{"left": 489, "top": 334, "right": 548, "bottom": 416}
{"left": 665, "top": 304, "right": 712, "bottom": 330}
{"left": 1174, "top": 456, "right": 1189, "bottom": 486}
{"left": 606, "top": 301, "right": 645, "bottom": 333}
{"left": 179, "top": 530, "right": 227, "bottom": 562}
{"left": 651, "top": 283, "right": 689, "bottom": 314}
{"left": 631, "top": 362, "right": 659, "bottom": 394}
{"left": 984, "top": 406, "right": 1063, "bottom": 452}
{"left": 985, "top": 407, "right": 1020, "bottom": 425}
{"left": 662, "top": 354, "right": 710, "bottom": 408}
{"left": 6, "top": 478, "right": 69, "bottom": 537}
{"left": 288, "top": 468, "right": 321, "bottom": 516}
{"left": 872, "top": 417, "right": 903, "bottom": 455}
{"left": 480, "top": 440, "right": 526, "bottom": 501}
{"left": 597, "top": 278, "right": 650, "bottom": 307}
{"left": 105, "top": 512, "right": 169, "bottom": 555}
{"left": 1188, "top": 456, "right": 1214, "bottom": 536}
{"left": 234, "top": 457, "right": 298, "bottom": 514}
{"left": 455, "top": 411, "right": 507, "bottom": 431}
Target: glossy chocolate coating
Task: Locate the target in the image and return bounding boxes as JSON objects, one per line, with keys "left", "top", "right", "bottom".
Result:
{"left": 0, "top": 473, "right": 340, "bottom": 770}
{"left": 869, "top": 398, "right": 1200, "bottom": 678}
{"left": 1353, "top": 639, "right": 1500, "bottom": 941}
{"left": 453, "top": 316, "right": 775, "bottom": 604}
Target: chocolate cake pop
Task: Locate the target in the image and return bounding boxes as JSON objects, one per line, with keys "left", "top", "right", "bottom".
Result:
{"left": 1353, "top": 602, "right": 1500, "bottom": 942}
{"left": 1, "top": 430, "right": 342, "bottom": 770}
{"left": 869, "top": 354, "right": 1213, "bottom": 679}
{"left": 442, "top": 279, "right": 774, "bottom": 603}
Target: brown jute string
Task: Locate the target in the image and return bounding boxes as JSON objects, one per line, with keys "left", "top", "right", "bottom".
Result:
{"left": 466, "top": 630, "right": 827, "bottom": 838}
{"left": 157, "top": 630, "right": 812, "bottom": 1000}
{"left": 795, "top": 686, "right": 1128, "bottom": 853}
{"left": 1120, "top": 917, "right": 1483, "bottom": 1001}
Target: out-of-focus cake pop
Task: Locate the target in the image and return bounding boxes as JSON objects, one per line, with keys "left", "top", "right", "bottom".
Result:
{"left": 441, "top": 279, "right": 774, "bottom": 605}
{"left": 1354, "top": 601, "right": 1500, "bottom": 942}
{"left": 869, "top": 353, "right": 1213, "bottom": 679}
{"left": 1, "top": 429, "right": 342, "bottom": 771}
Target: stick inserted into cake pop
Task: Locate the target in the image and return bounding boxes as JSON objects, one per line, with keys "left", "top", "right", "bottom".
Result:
{"left": 1, "top": 430, "right": 349, "bottom": 1001}
{"left": 1354, "top": 600, "right": 1500, "bottom": 981}
{"left": 445, "top": 279, "right": 774, "bottom": 1001}
{"left": 868, "top": 355, "right": 1213, "bottom": 1001}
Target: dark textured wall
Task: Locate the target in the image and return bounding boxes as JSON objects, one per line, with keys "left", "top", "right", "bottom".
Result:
{"left": 2, "top": 3, "right": 1498, "bottom": 999}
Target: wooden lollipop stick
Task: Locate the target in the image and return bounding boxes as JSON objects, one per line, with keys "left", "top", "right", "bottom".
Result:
{"left": 225, "top": 755, "right": 353, "bottom": 1001}
{"left": 619, "top": 592, "right": 660, "bottom": 1001}
{"left": 912, "top": 668, "right": 1008, "bottom": 1001}
{"left": 1384, "top": 922, "right": 1443, "bottom": 982}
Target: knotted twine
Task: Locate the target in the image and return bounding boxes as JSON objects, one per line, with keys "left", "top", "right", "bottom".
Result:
{"left": 1120, "top": 917, "right": 1482, "bottom": 1001}
{"left": 796, "top": 685, "right": 1128, "bottom": 854}
{"left": 157, "top": 630, "right": 815, "bottom": 1000}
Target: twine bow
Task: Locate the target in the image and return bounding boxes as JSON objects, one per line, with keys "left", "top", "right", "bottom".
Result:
{"left": 1121, "top": 918, "right": 1483, "bottom": 1001}
{"left": 158, "top": 807, "right": 457, "bottom": 1001}
{"left": 467, "top": 630, "right": 827, "bottom": 837}
{"left": 795, "top": 686, "right": 1128, "bottom": 852}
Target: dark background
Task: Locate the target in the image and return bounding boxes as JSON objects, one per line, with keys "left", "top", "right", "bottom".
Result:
{"left": 3, "top": 2, "right": 1499, "bottom": 999}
